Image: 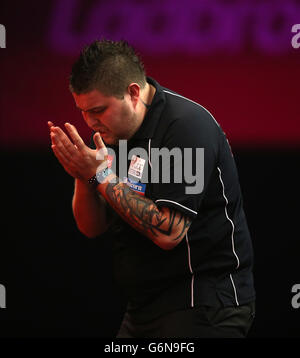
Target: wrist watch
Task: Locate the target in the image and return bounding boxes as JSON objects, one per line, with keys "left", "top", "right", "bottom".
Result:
{"left": 88, "top": 167, "right": 113, "bottom": 186}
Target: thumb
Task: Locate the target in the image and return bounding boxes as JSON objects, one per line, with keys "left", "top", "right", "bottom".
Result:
{"left": 94, "top": 131, "right": 105, "bottom": 150}
{"left": 94, "top": 132, "right": 108, "bottom": 162}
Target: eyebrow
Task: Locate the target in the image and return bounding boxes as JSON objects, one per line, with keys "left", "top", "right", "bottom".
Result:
{"left": 76, "top": 105, "right": 106, "bottom": 112}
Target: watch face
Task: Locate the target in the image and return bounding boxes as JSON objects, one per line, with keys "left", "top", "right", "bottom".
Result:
{"left": 103, "top": 168, "right": 109, "bottom": 177}
{"left": 96, "top": 167, "right": 112, "bottom": 183}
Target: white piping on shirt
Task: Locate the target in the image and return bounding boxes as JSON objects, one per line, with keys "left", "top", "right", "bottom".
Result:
{"left": 163, "top": 90, "right": 220, "bottom": 128}
{"left": 185, "top": 233, "right": 194, "bottom": 308}
{"left": 155, "top": 199, "right": 197, "bottom": 216}
{"left": 230, "top": 274, "right": 239, "bottom": 307}
{"left": 148, "top": 138, "right": 153, "bottom": 169}
{"left": 217, "top": 166, "right": 240, "bottom": 306}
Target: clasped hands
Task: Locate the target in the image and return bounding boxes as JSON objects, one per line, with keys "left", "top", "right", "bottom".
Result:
{"left": 48, "top": 121, "right": 108, "bottom": 181}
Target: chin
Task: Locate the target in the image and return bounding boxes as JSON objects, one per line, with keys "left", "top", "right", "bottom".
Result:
{"left": 103, "top": 136, "right": 117, "bottom": 146}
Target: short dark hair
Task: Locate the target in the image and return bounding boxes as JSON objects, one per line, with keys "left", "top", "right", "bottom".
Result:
{"left": 69, "top": 39, "right": 146, "bottom": 98}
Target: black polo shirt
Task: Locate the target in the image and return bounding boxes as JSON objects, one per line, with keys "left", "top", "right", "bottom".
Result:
{"left": 90, "top": 77, "right": 255, "bottom": 322}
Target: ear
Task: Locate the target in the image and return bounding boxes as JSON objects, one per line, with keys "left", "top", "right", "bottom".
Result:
{"left": 127, "top": 83, "right": 140, "bottom": 108}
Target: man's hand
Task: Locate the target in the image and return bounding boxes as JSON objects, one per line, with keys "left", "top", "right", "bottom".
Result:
{"left": 48, "top": 121, "right": 107, "bottom": 181}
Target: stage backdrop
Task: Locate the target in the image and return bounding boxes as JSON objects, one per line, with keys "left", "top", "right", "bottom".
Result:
{"left": 1, "top": 0, "right": 300, "bottom": 149}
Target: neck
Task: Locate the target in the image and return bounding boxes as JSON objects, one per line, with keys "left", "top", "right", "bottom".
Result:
{"left": 131, "top": 82, "right": 156, "bottom": 138}
{"left": 140, "top": 98, "right": 151, "bottom": 109}
{"left": 140, "top": 82, "right": 155, "bottom": 111}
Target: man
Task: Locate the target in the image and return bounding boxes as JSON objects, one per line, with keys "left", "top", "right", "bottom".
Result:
{"left": 49, "top": 39, "right": 255, "bottom": 338}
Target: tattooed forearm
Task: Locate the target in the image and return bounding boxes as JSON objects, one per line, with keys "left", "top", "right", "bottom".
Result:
{"left": 172, "top": 213, "right": 192, "bottom": 241}
{"left": 106, "top": 181, "right": 165, "bottom": 236}
{"left": 103, "top": 178, "right": 191, "bottom": 247}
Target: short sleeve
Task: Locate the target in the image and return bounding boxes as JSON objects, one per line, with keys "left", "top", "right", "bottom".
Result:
{"left": 150, "top": 113, "right": 219, "bottom": 220}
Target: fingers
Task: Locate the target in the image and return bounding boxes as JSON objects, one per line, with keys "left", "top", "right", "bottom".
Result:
{"left": 49, "top": 122, "right": 86, "bottom": 153}
{"left": 64, "top": 123, "right": 85, "bottom": 151}
{"left": 51, "top": 143, "right": 70, "bottom": 167}
{"left": 49, "top": 125, "right": 73, "bottom": 166}
{"left": 49, "top": 124, "right": 82, "bottom": 179}
{"left": 51, "top": 139, "right": 74, "bottom": 168}
{"left": 49, "top": 122, "right": 105, "bottom": 181}
{"left": 50, "top": 125, "right": 77, "bottom": 158}
{"left": 49, "top": 125, "right": 76, "bottom": 167}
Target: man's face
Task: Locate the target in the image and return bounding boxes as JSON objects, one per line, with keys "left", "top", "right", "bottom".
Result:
{"left": 72, "top": 87, "right": 139, "bottom": 146}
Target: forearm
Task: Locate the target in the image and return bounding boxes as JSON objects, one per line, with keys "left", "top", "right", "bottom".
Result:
{"left": 72, "top": 178, "right": 110, "bottom": 238}
{"left": 96, "top": 173, "right": 191, "bottom": 250}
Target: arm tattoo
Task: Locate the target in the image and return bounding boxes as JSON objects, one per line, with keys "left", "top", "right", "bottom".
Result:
{"left": 105, "top": 180, "right": 191, "bottom": 242}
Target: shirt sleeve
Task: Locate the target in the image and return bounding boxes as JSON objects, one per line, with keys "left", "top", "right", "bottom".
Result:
{"left": 149, "top": 112, "right": 220, "bottom": 220}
